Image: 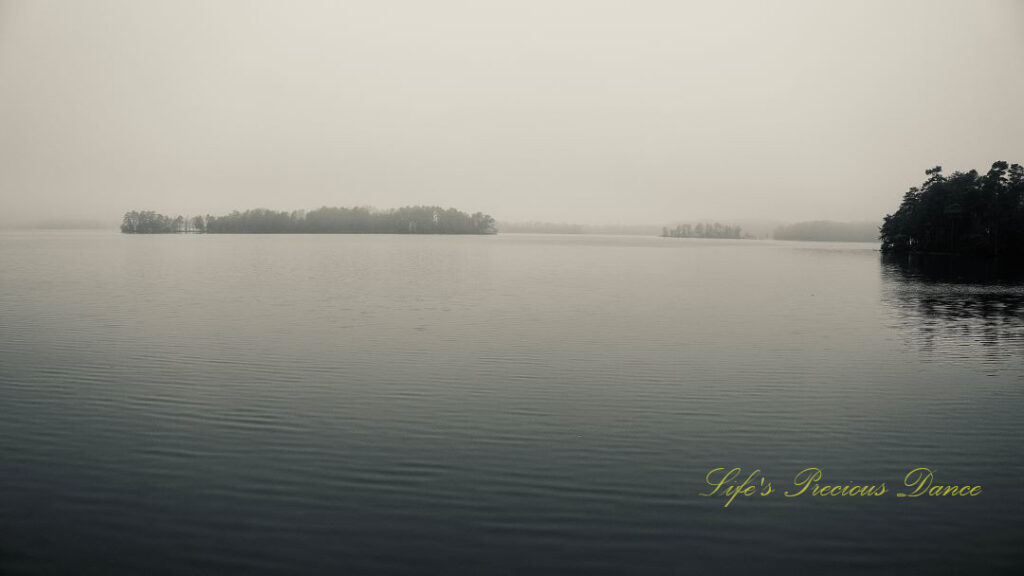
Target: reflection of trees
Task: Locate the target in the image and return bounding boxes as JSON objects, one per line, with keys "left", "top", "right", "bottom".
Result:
{"left": 881, "top": 253, "right": 1024, "bottom": 355}
{"left": 882, "top": 252, "right": 1024, "bottom": 285}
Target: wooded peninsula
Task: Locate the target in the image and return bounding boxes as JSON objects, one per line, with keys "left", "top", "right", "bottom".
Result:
{"left": 880, "top": 162, "right": 1024, "bottom": 258}
{"left": 120, "top": 206, "right": 497, "bottom": 235}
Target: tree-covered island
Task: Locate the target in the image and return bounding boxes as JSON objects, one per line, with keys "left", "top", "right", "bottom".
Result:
{"left": 121, "top": 206, "right": 497, "bottom": 234}
{"left": 880, "top": 162, "right": 1024, "bottom": 258}
{"left": 661, "top": 222, "right": 743, "bottom": 239}
{"left": 774, "top": 221, "right": 878, "bottom": 242}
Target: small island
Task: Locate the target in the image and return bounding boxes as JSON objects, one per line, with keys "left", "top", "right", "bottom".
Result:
{"left": 880, "top": 162, "right": 1024, "bottom": 258}
{"left": 661, "top": 222, "right": 743, "bottom": 239}
{"left": 120, "top": 206, "right": 497, "bottom": 235}
{"left": 773, "top": 221, "right": 879, "bottom": 242}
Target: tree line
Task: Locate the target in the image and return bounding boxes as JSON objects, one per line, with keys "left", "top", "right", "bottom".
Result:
{"left": 879, "top": 162, "right": 1024, "bottom": 258}
{"left": 120, "top": 211, "right": 193, "bottom": 233}
{"left": 662, "top": 222, "right": 743, "bottom": 239}
{"left": 121, "top": 206, "right": 497, "bottom": 235}
{"left": 774, "top": 220, "right": 879, "bottom": 242}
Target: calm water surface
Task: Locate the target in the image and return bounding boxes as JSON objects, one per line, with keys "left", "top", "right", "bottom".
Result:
{"left": 1, "top": 231, "right": 1022, "bottom": 574}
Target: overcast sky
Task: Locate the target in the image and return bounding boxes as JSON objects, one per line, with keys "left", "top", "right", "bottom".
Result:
{"left": 1, "top": 0, "right": 1022, "bottom": 226}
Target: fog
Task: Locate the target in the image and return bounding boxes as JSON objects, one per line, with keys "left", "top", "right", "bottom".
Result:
{"left": 1, "top": 0, "right": 1022, "bottom": 228}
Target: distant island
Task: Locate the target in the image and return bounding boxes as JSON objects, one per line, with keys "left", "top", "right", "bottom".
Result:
{"left": 661, "top": 222, "right": 743, "bottom": 239}
{"left": 773, "top": 221, "right": 879, "bottom": 242}
{"left": 120, "top": 206, "right": 497, "bottom": 235}
{"left": 880, "top": 162, "right": 1023, "bottom": 258}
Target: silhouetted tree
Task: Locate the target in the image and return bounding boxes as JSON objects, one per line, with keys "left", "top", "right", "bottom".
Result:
{"left": 880, "top": 162, "right": 1024, "bottom": 258}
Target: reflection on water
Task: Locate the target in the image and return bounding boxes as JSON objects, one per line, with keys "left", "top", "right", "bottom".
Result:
{"left": 2, "top": 233, "right": 1024, "bottom": 575}
{"left": 881, "top": 252, "right": 1024, "bottom": 285}
{"left": 881, "top": 253, "right": 1024, "bottom": 355}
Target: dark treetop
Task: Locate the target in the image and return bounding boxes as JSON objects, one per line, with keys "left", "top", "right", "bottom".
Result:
{"left": 120, "top": 206, "right": 497, "bottom": 235}
{"left": 879, "top": 162, "right": 1024, "bottom": 259}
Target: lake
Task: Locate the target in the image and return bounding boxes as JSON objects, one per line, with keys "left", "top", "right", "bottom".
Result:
{"left": 1, "top": 231, "right": 1022, "bottom": 574}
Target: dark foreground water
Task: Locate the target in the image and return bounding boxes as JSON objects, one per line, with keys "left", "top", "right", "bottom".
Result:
{"left": 1, "top": 231, "right": 1022, "bottom": 575}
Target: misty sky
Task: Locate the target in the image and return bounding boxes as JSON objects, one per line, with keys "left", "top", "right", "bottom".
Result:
{"left": 1, "top": 0, "right": 1022, "bottom": 226}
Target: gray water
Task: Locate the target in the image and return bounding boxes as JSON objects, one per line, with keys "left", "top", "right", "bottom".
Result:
{"left": 1, "top": 231, "right": 1022, "bottom": 575}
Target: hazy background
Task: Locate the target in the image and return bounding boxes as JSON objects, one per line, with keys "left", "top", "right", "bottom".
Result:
{"left": 1, "top": 0, "right": 1022, "bottom": 228}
